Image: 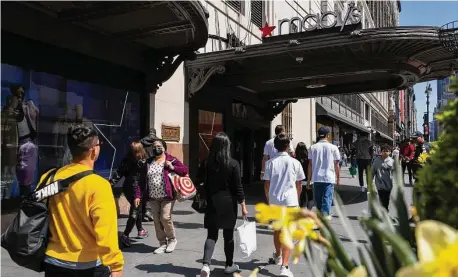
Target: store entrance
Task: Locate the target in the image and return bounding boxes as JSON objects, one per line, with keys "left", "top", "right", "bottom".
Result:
{"left": 233, "top": 126, "right": 269, "bottom": 184}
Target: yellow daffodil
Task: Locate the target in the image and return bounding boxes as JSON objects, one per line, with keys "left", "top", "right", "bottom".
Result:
{"left": 255, "top": 203, "right": 320, "bottom": 264}
{"left": 397, "top": 220, "right": 458, "bottom": 277}
{"left": 348, "top": 266, "right": 368, "bottom": 277}
{"left": 233, "top": 267, "right": 259, "bottom": 277}
{"left": 418, "top": 152, "right": 429, "bottom": 164}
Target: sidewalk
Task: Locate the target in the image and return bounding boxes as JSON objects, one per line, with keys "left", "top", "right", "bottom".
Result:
{"left": 1, "top": 167, "right": 413, "bottom": 277}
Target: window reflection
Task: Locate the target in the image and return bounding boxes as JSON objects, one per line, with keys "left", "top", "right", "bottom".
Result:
{"left": 1, "top": 63, "right": 141, "bottom": 200}
{"left": 198, "top": 110, "right": 223, "bottom": 162}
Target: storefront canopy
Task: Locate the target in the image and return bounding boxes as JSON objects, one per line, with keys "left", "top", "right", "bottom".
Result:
{"left": 186, "top": 26, "right": 457, "bottom": 102}
{"left": 2, "top": 1, "right": 209, "bottom": 91}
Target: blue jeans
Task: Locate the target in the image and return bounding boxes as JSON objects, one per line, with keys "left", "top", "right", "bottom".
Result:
{"left": 314, "top": 182, "right": 334, "bottom": 216}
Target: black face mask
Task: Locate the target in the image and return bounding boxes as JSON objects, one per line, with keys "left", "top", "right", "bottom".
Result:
{"left": 153, "top": 148, "right": 163, "bottom": 156}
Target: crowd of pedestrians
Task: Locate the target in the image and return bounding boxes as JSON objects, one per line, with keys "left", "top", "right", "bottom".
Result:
{"left": 8, "top": 122, "right": 429, "bottom": 277}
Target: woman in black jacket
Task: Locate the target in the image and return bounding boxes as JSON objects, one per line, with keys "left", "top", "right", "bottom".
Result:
{"left": 110, "top": 141, "right": 148, "bottom": 247}
{"left": 197, "top": 132, "right": 248, "bottom": 277}
{"left": 296, "top": 142, "right": 313, "bottom": 210}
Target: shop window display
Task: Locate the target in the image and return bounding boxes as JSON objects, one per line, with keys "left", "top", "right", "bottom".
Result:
{"left": 198, "top": 110, "right": 224, "bottom": 162}
{"left": 1, "top": 64, "right": 141, "bottom": 200}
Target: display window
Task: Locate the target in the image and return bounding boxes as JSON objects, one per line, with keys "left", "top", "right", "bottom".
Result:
{"left": 1, "top": 63, "right": 141, "bottom": 200}
{"left": 197, "top": 110, "right": 224, "bottom": 162}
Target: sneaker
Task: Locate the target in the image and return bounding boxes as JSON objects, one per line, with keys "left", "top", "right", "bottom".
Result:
{"left": 361, "top": 186, "right": 366, "bottom": 192}
{"left": 270, "top": 251, "right": 282, "bottom": 265}
{"left": 120, "top": 234, "right": 131, "bottom": 247}
{"left": 279, "top": 266, "right": 294, "bottom": 277}
{"left": 165, "top": 239, "right": 177, "bottom": 253}
{"left": 137, "top": 230, "right": 149, "bottom": 239}
{"left": 224, "top": 264, "right": 240, "bottom": 274}
{"left": 153, "top": 244, "right": 167, "bottom": 254}
{"left": 201, "top": 264, "right": 211, "bottom": 277}
{"left": 325, "top": 215, "right": 332, "bottom": 221}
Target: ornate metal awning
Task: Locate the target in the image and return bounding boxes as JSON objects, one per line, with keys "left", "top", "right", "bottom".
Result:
{"left": 2, "top": 1, "right": 209, "bottom": 92}
{"left": 186, "top": 26, "right": 457, "bottom": 102}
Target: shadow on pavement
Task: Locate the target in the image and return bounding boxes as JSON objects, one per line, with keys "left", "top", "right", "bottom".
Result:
{"left": 174, "top": 221, "right": 204, "bottom": 229}
{"left": 335, "top": 185, "right": 368, "bottom": 205}
{"left": 195, "top": 259, "right": 276, "bottom": 277}
{"left": 121, "top": 242, "right": 156, "bottom": 254}
{"left": 136, "top": 263, "right": 200, "bottom": 277}
{"left": 173, "top": 210, "right": 195, "bottom": 215}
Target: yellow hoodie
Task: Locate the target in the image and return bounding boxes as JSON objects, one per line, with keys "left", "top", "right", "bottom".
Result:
{"left": 41, "top": 163, "right": 124, "bottom": 272}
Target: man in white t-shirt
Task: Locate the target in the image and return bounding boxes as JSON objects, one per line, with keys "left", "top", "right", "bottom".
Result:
{"left": 307, "top": 127, "right": 341, "bottom": 220}
{"left": 261, "top": 125, "right": 295, "bottom": 179}
{"left": 264, "top": 134, "right": 304, "bottom": 277}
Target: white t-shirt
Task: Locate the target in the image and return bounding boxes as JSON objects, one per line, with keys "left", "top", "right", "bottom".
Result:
{"left": 263, "top": 152, "right": 305, "bottom": 207}
{"left": 308, "top": 140, "right": 341, "bottom": 184}
{"left": 263, "top": 137, "right": 295, "bottom": 159}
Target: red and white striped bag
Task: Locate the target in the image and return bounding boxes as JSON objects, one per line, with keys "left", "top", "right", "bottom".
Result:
{"left": 168, "top": 172, "right": 197, "bottom": 201}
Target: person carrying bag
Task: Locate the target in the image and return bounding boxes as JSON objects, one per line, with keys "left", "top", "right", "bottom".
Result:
{"left": 1, "top": 168, "right": 94, "bottom": 272}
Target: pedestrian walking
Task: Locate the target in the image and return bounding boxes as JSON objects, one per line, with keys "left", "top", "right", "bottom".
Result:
{"left": 42, "top": 125, "right": 124, "bottom": 277}
{"left": 261, "top": 125, "right": 295, "bottom": 179}
{"left": 295, "top": 142, "right": 313, "bottom": 210}
{"left": 197, "top": 132, "right": 248, "bottom": 277}
{"left": 400, "top": 139, "right": 415, "bottom": 186}
{"left": 110, "top": 141, "right": 149, "bottom": 247}
{"left": 352, "top": 132, "right": 373, "bottom": 191}
{"left": 371, "top": 144, "right": 394, "bottom": 211}
{"left": 410, "top": 131, "right": 427, "bottom": 183}
{"left": 264, "top": 134, "right": 304, "bottom": 277}
{"left": 139, "top": 139, "right": 188, "bottom": 254}
{"left": 307, "top": 127, "right": 341, "bottom": 220}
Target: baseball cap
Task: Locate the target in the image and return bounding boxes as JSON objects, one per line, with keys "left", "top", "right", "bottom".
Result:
{"left": 318, "top": 126, "right": 330, "bottom": 138}
{"left": 411, "top": 131, "right": 423, "bottom": 139}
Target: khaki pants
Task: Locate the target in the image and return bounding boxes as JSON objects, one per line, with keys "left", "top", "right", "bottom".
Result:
{"left": 149, "top": 199, "right": 176, "bottom": 245}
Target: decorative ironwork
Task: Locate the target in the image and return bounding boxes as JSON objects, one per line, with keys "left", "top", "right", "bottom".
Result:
{"left": 187, "top": 65, "right": 226, "bottom": 98}
{"left": 439, "top": 20, "right": 458, "bottom": 55}
{"left": 262, "top": 99, "right": 298, "bottom": 121}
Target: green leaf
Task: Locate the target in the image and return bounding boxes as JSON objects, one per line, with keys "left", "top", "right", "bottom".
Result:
{"left": 318, "top": 212, "right": 356, "bottom": 272}
{"left": 363, "top": 218, "right": 417, "bottom": 266}
{"left": 392, "top": 157, "right": 412, "bottom": 243}
{"left": 327, "top": 258, "right": 349, "bottom": 277}
{"left": 363, "top": 244, "right": 387, "bottom": 277}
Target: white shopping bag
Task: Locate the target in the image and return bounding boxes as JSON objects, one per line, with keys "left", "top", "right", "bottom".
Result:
{"left": 236, "top": 219, "right": 257, "bottom": 259}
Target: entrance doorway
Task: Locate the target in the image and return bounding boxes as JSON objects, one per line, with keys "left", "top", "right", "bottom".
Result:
{"left": 233, "top": 126, "right": 269, "bottom": 184}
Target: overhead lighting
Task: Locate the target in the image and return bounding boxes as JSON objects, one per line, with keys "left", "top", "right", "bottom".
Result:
{"left": 306, "top": 84, "right": 326, "bottom": 88}
{"left": 306, "top": 79, "right": 326, "bottom": 89}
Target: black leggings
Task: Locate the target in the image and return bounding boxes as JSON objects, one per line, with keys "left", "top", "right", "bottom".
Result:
{"left": 300, "top": 187, "right": 314, "bottom": 210}
{"left": 124, "top": 200, "right": 144, "bottom": 236}
{"left": 203, "top": 228, "right": 234, "bottom": 267}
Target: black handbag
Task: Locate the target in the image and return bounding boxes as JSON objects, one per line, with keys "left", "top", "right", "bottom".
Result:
{"left": 191, "top": 162, "right": 207, "bottom": 214}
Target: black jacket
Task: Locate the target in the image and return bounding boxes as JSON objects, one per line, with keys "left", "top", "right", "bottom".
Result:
{"left": 110, "top": 157, "right": 143, "bottom": 201}
{"left": 196, "top": 159, "right": 245, "bottom": 229}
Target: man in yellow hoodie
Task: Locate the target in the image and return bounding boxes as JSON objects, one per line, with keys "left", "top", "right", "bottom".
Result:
{"left": 41, "top": 124, "right": 124, "bottom": 277}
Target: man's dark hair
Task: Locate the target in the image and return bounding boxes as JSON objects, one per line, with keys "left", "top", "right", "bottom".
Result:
{"left": 10, "top": 84, "right": 23, "bottom": 96}
{"left": 67, "top": 125, "right": 98, "bottom": 159}
{"left": 274, "top": 125, "right": 285, "bottom": 135}
{"left": 381, "top": 144, "right": 392, "bottom": 152}
{"left": 274, "top": 134, "right": 290, "bottom": 152}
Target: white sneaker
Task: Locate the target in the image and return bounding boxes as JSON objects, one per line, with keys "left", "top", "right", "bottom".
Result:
{"left": 280, "top": 266, "right": 294, "bottom": 277}
{"left": 361, "top": 186, "right": 366, "bottom": 192}
{"left": 201, "top": 264, "right": 211, "bottom": 277}
{"left": 165, "top": 239, "right": 177, "bottom": 253}
{"left": 153, "top": 244, "right": 167, "bottom": 254}
{"left": 224, "top": 264, "right": 240, "bottom": 274}
{"left": 272, "top": 251, "right": 282, "bottom": 265}
{"left": 325, "top": 215, "right": 332, "bottom": 221}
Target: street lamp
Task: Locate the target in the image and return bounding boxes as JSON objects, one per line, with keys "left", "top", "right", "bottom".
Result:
{"left": 424, "top": 83, "right": 432, "bottom": 142}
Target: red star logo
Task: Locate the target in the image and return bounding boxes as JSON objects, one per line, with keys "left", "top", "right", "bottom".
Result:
{"left": 259, "top": 23, "right": 276, "bottom": 38}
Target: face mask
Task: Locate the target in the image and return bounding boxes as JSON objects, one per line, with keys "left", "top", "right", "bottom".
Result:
{"left": 153, "top": 148, "right": 163, "bottom": 156}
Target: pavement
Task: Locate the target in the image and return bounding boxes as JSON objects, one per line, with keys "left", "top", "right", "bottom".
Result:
{"left": 1, "top": 166, "right": 413, "bottom": 277}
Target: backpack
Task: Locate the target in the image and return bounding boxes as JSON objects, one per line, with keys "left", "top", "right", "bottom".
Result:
{"left": 1, "top": 168, "right": 94, "bottom": 272}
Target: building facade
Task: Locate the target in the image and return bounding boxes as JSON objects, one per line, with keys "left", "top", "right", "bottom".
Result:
{"left": 432, "top": 74, "right": 458, "bottom": 139}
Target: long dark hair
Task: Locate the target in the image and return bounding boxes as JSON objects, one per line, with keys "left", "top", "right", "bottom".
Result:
{"left": 295, "top": 142, "right": 308, "bottom": 162}
{"left": 207, "top": 132, "right": 231, "bottom": 171}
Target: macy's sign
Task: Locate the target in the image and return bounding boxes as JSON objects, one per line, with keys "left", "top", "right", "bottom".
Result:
{"left": 278, "top": 3, "right": 361, "bottom": 35}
